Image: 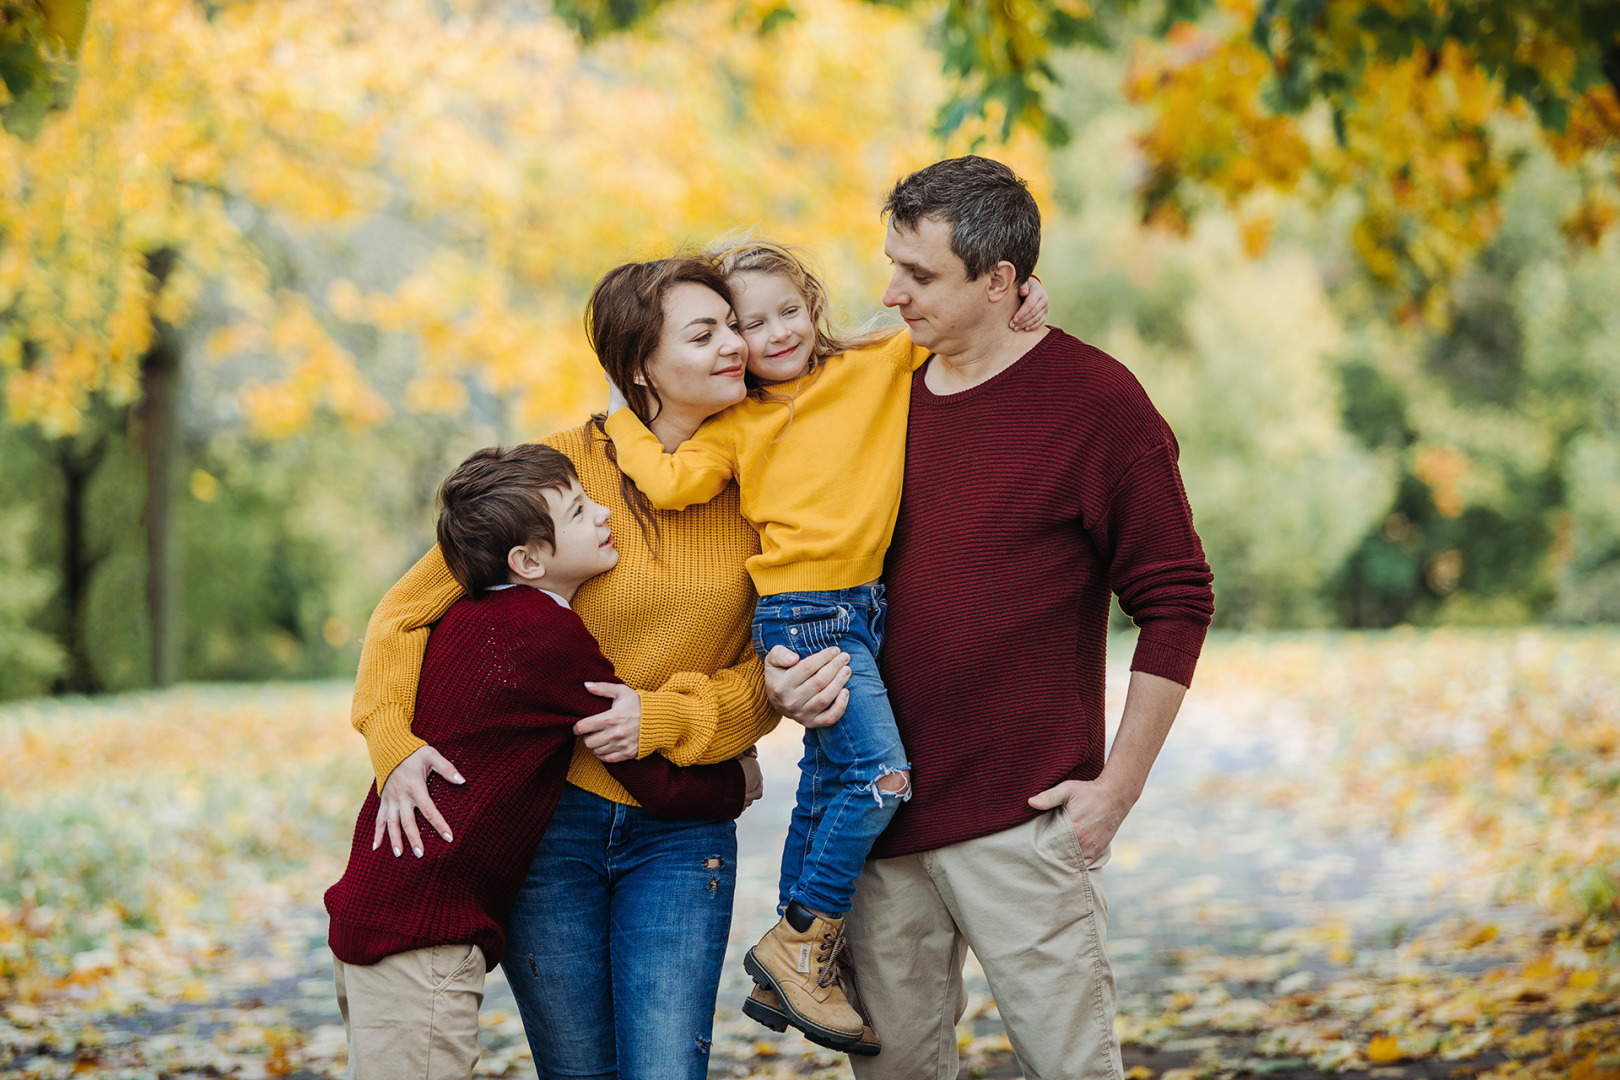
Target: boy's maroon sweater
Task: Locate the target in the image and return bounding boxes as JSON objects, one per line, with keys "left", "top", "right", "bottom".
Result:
{"left": 875, "top": 329, "right": 1215, "bottom": 858}
{"left": 325, "top": 587, "right": 745, "bottom": 968}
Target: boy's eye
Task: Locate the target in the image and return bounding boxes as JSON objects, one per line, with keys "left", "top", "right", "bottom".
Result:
{"left": 784, "top": 307, "right": 798, "bottom": 317}
{"left": 746, "top": 321, "right": 763, "bottom": 331}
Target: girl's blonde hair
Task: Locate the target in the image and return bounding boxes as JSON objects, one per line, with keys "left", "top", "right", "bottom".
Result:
{"left": 707, "top": 234, "right": 897, "bottom": 393}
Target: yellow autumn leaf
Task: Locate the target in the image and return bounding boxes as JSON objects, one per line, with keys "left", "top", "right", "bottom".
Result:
{"left": 1367, "top": 1034, "right": 1402, "bottom": 1064}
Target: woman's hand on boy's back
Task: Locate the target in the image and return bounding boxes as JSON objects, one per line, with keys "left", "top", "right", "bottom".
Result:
{"left": 374, "top": 744, "right": 464, "bottom": 858}
{"left": 762, "top": 645, "right": 850, "bottom": 729}
{"left": 576, "top": 681, "right": 642, "bottom": 762}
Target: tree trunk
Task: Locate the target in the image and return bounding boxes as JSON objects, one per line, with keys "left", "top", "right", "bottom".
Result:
{"left": 139, "top": 247, "right": 182, "bottom": 687}
{"left": 52, "top": 433, "right": 107, "bottom": 694}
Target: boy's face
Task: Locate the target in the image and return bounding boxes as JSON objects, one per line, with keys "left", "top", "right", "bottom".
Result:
{"left": 521, "top": 479, "right": 617, "bottom": 594}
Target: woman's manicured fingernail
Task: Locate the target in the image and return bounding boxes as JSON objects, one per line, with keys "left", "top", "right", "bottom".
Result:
{"left": 452, "top": 774, "right": 465, "bottom": 783}
{"left": 442, "top": 831, "right": 453, "bottom": 841}
{"left": 414, "top": 847, "right": 423, "bottom": 858}
{"left": 372, "top": 840, "right": 379, "bottom": 850}
{"left": 393, "top": 846, "right": 401, "bottom": 856}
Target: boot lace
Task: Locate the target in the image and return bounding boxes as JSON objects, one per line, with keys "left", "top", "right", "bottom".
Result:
{"left": 814, "top": 930, "right": 849, "bottom": 989}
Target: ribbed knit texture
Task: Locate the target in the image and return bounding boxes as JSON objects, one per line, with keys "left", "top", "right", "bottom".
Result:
{"left": 349, "top": 422, "right": 779, "bottom": 803}
{"left": 874, "top": 329, "right": 1214, "bottom": 859}
{"left": 604, "top": 331, "right": 930, "bottom": 596}
{"left": 325, "top": 586, "right": 746, "bottom": 968}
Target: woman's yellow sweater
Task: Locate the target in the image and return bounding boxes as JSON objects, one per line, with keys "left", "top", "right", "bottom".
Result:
{"left": 604, "top": 331, "right": 930, "bottom": 596}
{"left": 350, "top": 421, "right": 780, "bottom": 802}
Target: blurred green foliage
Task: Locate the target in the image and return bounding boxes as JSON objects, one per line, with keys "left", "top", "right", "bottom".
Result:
{"left": 1046, "top": 53, "right": 1620, "bottom": 630}
{"left": 0, "top": 6, "right": 1614, "bottom": 702}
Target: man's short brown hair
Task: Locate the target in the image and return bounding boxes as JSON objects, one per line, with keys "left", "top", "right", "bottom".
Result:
{"left": 435, "top": 444, "right": 579, "bottom": 593}
{"left": 883, "top": 156, "right": 1041, "bottom": 284}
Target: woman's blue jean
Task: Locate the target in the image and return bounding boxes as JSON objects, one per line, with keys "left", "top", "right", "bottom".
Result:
{"left": 752, "top": 584, "right": 910, "bottom": 918}
{"left": 502, "top": 784, "right": 737, "bottom": 1079}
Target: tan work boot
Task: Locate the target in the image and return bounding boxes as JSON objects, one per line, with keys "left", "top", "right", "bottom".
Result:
{"left": 743, "top": 901, "right": 865, "bottom": 1049}
{"left": 743, "top": 984, "right": 881, "bottom": 1056}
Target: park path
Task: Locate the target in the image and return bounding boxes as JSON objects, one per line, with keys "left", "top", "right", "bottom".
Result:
{"left": 220, "top": 657, "right": 1529, "bottom": 1080}
{"left": 7, "top": 648, "right": 1578, "bottom": 1079}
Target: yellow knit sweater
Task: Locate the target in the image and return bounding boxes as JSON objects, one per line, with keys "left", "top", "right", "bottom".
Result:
{"left": 350, "top": 421, "right": 779, "bottom": 804}
{"left": 604, "top": 331, "right": 930, "bottom": 596}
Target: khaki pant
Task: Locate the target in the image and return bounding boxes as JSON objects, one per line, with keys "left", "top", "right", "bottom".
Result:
{"left": 845, "top": 809, "right": 1121, "bottom": 1080}
{"left": 334, "top": 943, "right": 486, "bottom": 1080}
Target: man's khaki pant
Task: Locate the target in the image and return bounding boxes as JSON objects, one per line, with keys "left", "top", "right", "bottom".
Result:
{"left": 845, "top": 809, "right": 1121, "bottom": 1080}
{"left": 334, "top": 943, "right": 486, "bottom": 1080}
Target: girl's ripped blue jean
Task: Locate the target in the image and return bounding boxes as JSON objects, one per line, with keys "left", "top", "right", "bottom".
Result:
{"left": 752, "top": 584, "right": 910, "bottom": 917}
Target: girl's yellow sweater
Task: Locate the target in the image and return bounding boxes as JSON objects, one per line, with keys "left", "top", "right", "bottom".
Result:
{"left": 604, "top": 331, "right": 930, "bottom": 596}
{"left": 349, "top": 421, "right": 779, "bottom": 802}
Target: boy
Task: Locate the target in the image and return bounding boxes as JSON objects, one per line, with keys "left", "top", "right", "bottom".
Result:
{"left": 324, "top": 443, "right": 756, "bottom": 1079}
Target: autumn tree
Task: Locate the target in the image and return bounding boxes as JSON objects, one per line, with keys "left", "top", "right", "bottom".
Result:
{"left": 0, "top": 0, "right": 1029, "bottom": 691}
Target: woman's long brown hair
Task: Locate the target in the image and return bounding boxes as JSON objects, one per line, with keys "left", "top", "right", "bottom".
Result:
{"left": 584, "top": 256, "right": 735, "bottom": 553}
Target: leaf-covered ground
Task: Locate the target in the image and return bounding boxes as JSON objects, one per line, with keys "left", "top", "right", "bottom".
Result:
{"left": 1, "top": 629, "right": 1616, "bottom": 1078}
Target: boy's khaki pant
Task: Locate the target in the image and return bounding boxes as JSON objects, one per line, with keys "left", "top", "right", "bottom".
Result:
{"left": 334, "top": 943, "right": 485, "bottom": 1080}
{"left": 845, "top": 808, "right": 1122, "bottom": 1080}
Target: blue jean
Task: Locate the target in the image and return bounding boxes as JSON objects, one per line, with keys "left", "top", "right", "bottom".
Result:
{"left": 502, "top": 784, "right": 737, "bottom": 1079}
{"left": 752, "top": 585, "right": 911, "bottom": 918}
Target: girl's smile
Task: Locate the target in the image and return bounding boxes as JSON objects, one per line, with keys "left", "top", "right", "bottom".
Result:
{"left": 731, "top": 270, "right": 818, "bottom": 385}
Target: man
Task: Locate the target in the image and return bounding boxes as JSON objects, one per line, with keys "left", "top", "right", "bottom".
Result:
{"left": 764, "top": 155, "right": 1215, "bottom": 1079}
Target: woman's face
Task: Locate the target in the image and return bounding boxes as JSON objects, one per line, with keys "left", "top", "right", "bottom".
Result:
{"left": 640, "top": 282, "right": 748, "bottom": 419}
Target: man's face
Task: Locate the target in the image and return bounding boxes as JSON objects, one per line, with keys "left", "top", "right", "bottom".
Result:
{"left": 881, "top": 216, "right": 984, "bottom": 354}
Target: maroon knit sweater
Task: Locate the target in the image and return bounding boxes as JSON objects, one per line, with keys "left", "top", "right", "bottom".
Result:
{"left": 325, "top": 587, "right": 746, "bottom": 968}
{"left": 874, "top": 329, "right": 1214, "bottom": 858}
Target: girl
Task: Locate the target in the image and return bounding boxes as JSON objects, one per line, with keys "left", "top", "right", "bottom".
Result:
{"left": 604, "top": 241, "right": 1047, "bottom": 1054}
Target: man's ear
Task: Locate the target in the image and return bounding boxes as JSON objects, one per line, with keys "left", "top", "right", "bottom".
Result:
{"left": 985, "top": 261, "right": 1018, "bottom": 303}
{"left": 507, "top": 543, "right": 547, "bottom": 582}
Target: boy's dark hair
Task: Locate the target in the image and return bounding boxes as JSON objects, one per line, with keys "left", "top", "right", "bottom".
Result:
{"left": 882, "top": 156, "right": 1041, "bottom": 285}
{"left": 436, "top": 444, "right": 578, "bottom": 593}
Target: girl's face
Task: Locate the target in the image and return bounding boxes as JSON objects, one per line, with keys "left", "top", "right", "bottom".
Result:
{"left": 731, "top": 271, "right": 817, "bottom": 384}
{"left": 640, "top": 282, "right": 749, "bottom": 419}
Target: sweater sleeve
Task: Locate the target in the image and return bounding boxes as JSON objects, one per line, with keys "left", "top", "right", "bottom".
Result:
{"left": 637, "top": 647, "right": 779, "bottom": 767}
{"left": 1092, "top": 440, "right": 1215, "bottom": 687}
{"left": 603, "top": 408, "right": 736, "bottom": 511}
{"left": 516, "top": 613, "right": 748, "bottom": 821}
{"left": 351, "top": 545, "right": 466, "bottom": 790}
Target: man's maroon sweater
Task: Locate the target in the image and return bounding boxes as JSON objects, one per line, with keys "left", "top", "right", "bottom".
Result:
{"left": 325, "top": 586, "right": 745, "bottom": 968}
{"left": 875, "top": 329, "right": 1214, "bottom": 859}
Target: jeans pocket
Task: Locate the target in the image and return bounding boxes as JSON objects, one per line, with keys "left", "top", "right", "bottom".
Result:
{"left": 786, "top": 602, "right": 853, "bottom": 654}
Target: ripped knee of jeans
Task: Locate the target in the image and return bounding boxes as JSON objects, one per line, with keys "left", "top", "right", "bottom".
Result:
{"left": 859, "top": 765, "right": 912, "bottom": 805}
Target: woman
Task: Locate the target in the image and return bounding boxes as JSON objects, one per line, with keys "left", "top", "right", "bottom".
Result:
{"left": 348, "top": 256, "right": 809, "bottom": 1078}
